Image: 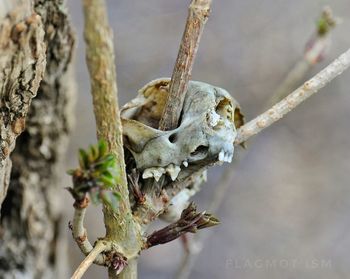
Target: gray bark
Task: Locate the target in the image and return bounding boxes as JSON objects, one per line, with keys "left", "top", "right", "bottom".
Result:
{"left": 0, "top": 0, "right": 46, "bottom": 207}
{"left": 0, "top": 0, "right": 75, "bottom": 278}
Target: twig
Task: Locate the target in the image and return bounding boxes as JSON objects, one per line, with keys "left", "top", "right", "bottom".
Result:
{"left": 235, "top": 47, "right": 350, "bottom": 145}
{"left": 71, "top": 198, "right": 105, "bottom": 265}
{"left": 176, "top": 251, "right": 197, "bottom": 279}
{"left": 82, "top": 0, "right": 141, "bottom": 277}
{"left": 71, "top": 241, "right": 109, "bottom": 279}
{"left": 159, "top": 0, "right": 212, "bottom": 131}
{"left": 267, "top": 6, "right": 337, "bottom": 108}
{"left": 72, "top": 201, "right": 92, "bottom": 253}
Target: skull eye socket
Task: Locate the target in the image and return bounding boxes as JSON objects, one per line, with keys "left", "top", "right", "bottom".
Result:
{"left": 216, "top": 98, "right": 233, "bottom": 121}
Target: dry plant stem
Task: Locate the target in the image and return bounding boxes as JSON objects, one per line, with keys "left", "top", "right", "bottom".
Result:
{"left": 82, "top": 0, "right": 141, "bottom": 278}
{"left": 235, "top": 47, "right": 350, "bottom": 145}
{"left": 71, "top": 241, "right": 109, "bottom": 279}
{"left": 159, "top": 0, "right": 212, "bottom": 131}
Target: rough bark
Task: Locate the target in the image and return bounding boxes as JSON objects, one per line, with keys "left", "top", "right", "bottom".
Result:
{"left": 0, "top": 0, "right": 75, "bottom": 278}
{"left": 0, "top": 0, "right": 46, "bottom": 207}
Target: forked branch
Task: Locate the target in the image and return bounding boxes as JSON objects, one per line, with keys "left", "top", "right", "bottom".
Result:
{"left": 71, "top": 241, "right": 109, "bottom": 279}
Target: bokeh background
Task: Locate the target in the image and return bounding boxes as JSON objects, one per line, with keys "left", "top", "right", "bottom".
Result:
{"left": 64, "top": 1, "right": 350, "bottom": 278}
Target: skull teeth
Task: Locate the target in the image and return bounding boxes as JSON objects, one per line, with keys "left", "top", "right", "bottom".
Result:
{"left": 218, "top": 150, "right": 225, "bottom": 162}
{"left": 218, "top": 149, "right": 233, "bottom": 163}
{"left": 142, "top": 164, "right": 182, "bottom": 181}
{"left": 166, "top": 164, "right": 181, "bottom": 181}
{"left": 182, "top": 161, "right": 188, "bottom": 167}
{"left": 142, "top": 167, "right": 165, "bottom": 182}
{"left": 225, "top": 153, "right": 233, "bottom": 163}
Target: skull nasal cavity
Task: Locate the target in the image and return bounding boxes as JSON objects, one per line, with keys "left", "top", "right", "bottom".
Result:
{"left": 169, "top": 133, "right": 177, "bottom": 143}
{"left": 190, "top": 145, "right": 209, "bottom": 157}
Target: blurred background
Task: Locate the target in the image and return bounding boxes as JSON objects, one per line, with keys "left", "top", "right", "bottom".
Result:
{"left": 64, "top": 1, "right": 350, "bottom": 278}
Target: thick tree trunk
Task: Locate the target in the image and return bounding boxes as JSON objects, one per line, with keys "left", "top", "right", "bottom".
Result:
{"left": 0, "top": 0, "right": 75, "bottom": 278}
{"left": 0, "top": 0, "right": 46, "bottom": 207}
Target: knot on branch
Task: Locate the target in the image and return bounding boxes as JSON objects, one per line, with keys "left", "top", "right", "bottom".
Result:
{"left": 104, "top": 250, "right": 128, "bottom": 275}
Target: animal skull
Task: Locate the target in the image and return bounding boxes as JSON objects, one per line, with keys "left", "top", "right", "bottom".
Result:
{"left": 121, "top": 78, "right": 244, "bottom": 183}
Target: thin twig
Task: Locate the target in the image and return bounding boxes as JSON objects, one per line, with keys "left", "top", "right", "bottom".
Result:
{"left": 267, "top": 6, "right": 337, "bottom": 108}
{"left": 71, "top": 241, "right": 108, "bottom": 279}
{"left": 71, "top": 198, "right": 105, "bottom": 265}
{"left": 235, "top": 47, "right": 350, "bottom": 145}
{"left": 72, "top": 205, "right": 92, "bottom": 254}
{"left": 159, "top": 0, "right": 212, "bottom": 131}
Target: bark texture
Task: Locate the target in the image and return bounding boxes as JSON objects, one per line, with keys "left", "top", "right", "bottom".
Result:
{"left": 159, "top": 0, "right": 211, "bottom": 131}
{"left": 0, "top": 0, "right": 75, "bottom": 278}
{"left": 82, "top": 1, "right": 142, "bottom": 278}
{"left": 0, "top": 0, "right": 46, "bottom": 207}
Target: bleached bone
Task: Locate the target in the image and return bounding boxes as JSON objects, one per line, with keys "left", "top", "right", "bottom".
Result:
{"left": 121, "top": 78, "right": 244, "bottom": 221}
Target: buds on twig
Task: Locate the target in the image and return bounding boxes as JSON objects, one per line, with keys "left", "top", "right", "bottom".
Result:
{"left": 145, "top": 202, "right": 219, "bottom": 248}
{"left": 67, "top": 140, "right": 121, "bottom": 213}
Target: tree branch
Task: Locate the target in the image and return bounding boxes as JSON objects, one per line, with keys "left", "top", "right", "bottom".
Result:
{"left": 159, "top": 0, "right": 212, "bottom": 131}
{"left": 235, "top": 47, "right": 350, "bottom": 145}
{"left": 71, "top": 241, "right": 109, "bottom": 279}
{"left": 82, "top": 0, "right": 142, "bottom": 277}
